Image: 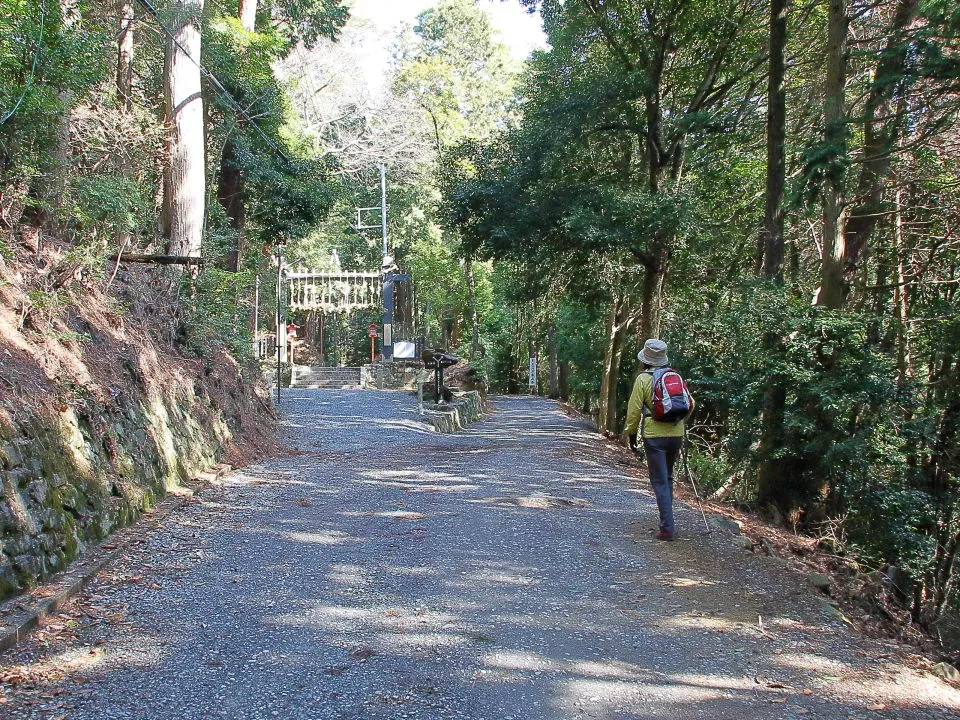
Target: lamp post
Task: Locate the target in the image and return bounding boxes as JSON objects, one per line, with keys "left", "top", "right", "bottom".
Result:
{"left": 253, "top": 275, "right": 260, "bottom": 358}
{"left": 274, "top": 234, "right": 287, "bottom": 408}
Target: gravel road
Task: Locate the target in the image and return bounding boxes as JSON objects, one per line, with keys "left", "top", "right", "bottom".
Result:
{"left": 1, "top": 391, "right": 958, "bottom": 720}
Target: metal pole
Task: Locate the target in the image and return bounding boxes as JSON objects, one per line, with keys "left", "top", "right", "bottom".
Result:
{"left": 380, "top": 164, "right": 393, "bottom": 362}
{"left": 380, "top": 163, "right": 388, "bottom": 257}
{"left": 276, "top": 245, "right": 282, "bottom": 408}
{"left": 683, "top": 427, "right": 712, "bottom": 534}
{"left": 253, "top": 275, "right": 260, "bottom": 357}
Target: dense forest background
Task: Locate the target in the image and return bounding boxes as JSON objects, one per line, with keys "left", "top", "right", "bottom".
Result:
{"left": 1, "top": 0, "right": 959, "bottom": 647}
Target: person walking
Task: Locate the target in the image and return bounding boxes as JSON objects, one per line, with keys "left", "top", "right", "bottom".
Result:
{"left": 623, "top": 339, "right": 694, "bottom": 541}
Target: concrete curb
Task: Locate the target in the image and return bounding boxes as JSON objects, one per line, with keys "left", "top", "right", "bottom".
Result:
{"left": 0, "top": 463, "right": 231, "bottom": 654}
{"left": 422, "top": 391, "right": 485, "bottom": 432}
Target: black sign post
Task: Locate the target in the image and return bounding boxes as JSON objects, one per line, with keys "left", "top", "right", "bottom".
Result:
{"left": 421, "top": 349, "right": 458, "bottom": 403}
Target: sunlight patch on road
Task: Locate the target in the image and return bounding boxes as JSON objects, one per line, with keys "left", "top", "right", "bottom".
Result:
{"left": 275, "top": 602, "right": 463, "bottom": 636}
{"left": 561, "top": 676, "right": 723, "bottom": 706}
{"left": 771, "top": 652, "right": 851, "bottom": 675}
{"left": 341, "top": 509, "right": 428, "bottom": 520}
{"left": 482, "top": 649, "right": 556, "bottom": 672}
{"left": 657, "top": 614, "right": 740, "bottom": 632}
{"left": 667, "top": 672, "right": 759, "bottom": 691}
{"left": 357, "top": 468, "right": 480, "bottom": 493}
{"left": 379, "top": 631, "right": 467, "bottom": 652}
{"left": 281, "top": 530, "right": 357, "bottom": 545}
{"left": 569, "top": 659, "right": 649, "bottom": 680}
{"left": 327, "top": 563, "right": 374, "bottom": 587}
{"left": 462, "top": 569, "right": 539, "bottom": 586}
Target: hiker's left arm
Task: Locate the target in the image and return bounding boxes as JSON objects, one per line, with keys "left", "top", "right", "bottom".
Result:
{"left": 623, "top": 376, "right": 644, "bottom": 435}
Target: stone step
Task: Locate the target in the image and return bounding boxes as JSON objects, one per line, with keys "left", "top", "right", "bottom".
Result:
{"left": 291, "top": 366, "right": 363, "bottom": 389}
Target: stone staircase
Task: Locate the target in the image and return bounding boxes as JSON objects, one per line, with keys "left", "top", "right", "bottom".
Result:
{"left": 291, "top": 366, "right": 363, "bottom": 389}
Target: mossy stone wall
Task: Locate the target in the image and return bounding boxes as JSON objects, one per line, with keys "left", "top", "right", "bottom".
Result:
{"left": 0, "top": 382, "right": 233, "bottom": 599}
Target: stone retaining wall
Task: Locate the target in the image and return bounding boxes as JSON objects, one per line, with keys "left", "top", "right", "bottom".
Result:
{"left": 0, "top": 355, "right": 269, "bottom": 600}
{"left": 421, "top": 391, "right": 485, "bottom": 433}
{"left": 363, "top": 362, "right": 423, "bottom": 390}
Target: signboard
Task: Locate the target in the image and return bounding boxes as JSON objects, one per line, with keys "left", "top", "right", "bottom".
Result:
{"left": 383, "top": 323, "right": 392, "bottom": 346}
{"left": 528, "top": 355, "right": 537, "bottom": 388}
{"left": 368, "top": 323, "right": 378, "bottom": 337}
{"left": 394, "top": 341, "right": 416, "bottom": 359}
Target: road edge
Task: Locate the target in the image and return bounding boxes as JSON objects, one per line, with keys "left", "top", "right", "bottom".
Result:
{"left": 0, "top": 463, "right": 232, "bottom": 654}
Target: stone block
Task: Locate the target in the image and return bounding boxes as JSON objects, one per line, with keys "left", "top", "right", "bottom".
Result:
{"left": 26, "top": 479, "right": 49, "bottom": 504}
{"left": 708, "top": 514, "right": 743, "bottom": 535}
{"left": 1, "top": 442, "right": 22, "bottom": 469}
{"left": 808, "top": 572, "right": 832, "bottom": 593}
{"left": 932, "top": 662, "right": 960, "bottom": 682}
{"left": 13, "top": 553, "right": 42, "bottom": 578}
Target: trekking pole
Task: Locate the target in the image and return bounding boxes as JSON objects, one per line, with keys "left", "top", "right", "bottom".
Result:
{"left": 683, "top": 426, "right": 712, "bottom": 534}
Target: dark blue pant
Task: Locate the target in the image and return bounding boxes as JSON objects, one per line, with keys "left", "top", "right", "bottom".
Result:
{"left": 642, "top": 436, "right": 683, "bottom": 534}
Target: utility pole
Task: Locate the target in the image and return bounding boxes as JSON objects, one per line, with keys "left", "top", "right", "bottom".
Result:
{"left": 379, "top": 164, "right": 394, "bottom": 361}
{"left": 380, "top": 163, "right": 388, "bottom": 258}
{"left": 357, "top": 164, "right": 400, "bottom": 362}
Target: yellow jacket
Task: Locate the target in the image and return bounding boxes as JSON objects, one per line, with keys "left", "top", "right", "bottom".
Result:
{"left": 623, "top": 370, "right": 693, "bottom": 439}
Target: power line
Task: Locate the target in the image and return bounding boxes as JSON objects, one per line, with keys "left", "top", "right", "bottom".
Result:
{"left": 134, "top": 0, "right": 293, "bottom": 166}
{"left": 0, "top": 0, "right": 47, "bottom": 125}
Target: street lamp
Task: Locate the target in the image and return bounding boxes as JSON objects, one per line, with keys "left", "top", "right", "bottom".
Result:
{"left": 274, "top": 233, "right": 287, "bottom": 409}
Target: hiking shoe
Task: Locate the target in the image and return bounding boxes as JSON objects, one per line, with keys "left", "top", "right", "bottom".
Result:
{"left": 657, "top": 530, "right": 674, "bottom": 541}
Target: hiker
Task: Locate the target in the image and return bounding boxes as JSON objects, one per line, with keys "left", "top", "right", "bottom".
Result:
{"left": 623, "top": 338, "right": 694, "bottom": 541}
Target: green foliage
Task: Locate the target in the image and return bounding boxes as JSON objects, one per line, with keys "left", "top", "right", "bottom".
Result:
{"left": 25, "top": 286, "right": 68, "bottom": 323}
{"left": 0, "top": 0, "right": 108, "bottom": 183}
{"left": 394, "top": 0, "right": 517, "bottom": 147}
{"left": 205, "top": 6, "right": 341, "bottom": 265}
{"left": 179, "top": 269, "right": 254, "bottom": 358}
{"left": 554, "top": 298, "right": 604, "bottom": 404}
{"left": 69, "top": 174, "right": 150, "bottom": 239}
{"left": 667, "top": 281, "right": 952, "bottom": 579}
{"left": 269, "top": 0, "right": 349, "bottom": 50}
{"left": 846, "top": 486, "right": 937, "bottom": 579}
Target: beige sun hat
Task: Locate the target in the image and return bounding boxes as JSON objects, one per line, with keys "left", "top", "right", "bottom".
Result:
{"left": 638, "top": 338, "right": 669, "bottom": 367}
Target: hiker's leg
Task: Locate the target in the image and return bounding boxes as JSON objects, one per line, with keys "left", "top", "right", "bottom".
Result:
{"left": 664, "top": 436, "right": 682, "bottom": 490}
{"left": 643, "top": 438, "right": 675, "bottom": 534}
{"left": 663, "top": 437, "right": 684, "bottom": 532}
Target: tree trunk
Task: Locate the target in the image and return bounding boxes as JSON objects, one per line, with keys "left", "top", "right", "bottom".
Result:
{"left": 597, "top": 300, "right": 619, "bottom": 432}
{"left": 163, "top": 0, "right": 206, "bottom": 258}
{"left": 597, "top": 294, "right": 632, "bottom": 434}
{"left": 215, "top": 0, "right": 255, "bottom": 271}
{"left": 217, "top": 138, "right": 245, "bottom": 271}
{"left": 558, "top": 360, "right": 570, "bottom": 402}
{"left": 239, "top": 0, "right": 256, "bottom": 31}
{"left": 840, "top": 0, "right": 917, "bottom": 295}
{"left": 548, "top": 319, "right": 559, "bottom": 399}
{"left": 506, "top": 306, "right": 521, "bottom": 394}
{"left": 117, "top": 1, "right": 135, "bottom": 111}
{"left": 639, "top": 244, "right": 668, "bottom": 340}
{"left": 114, "top": 1, "right": 136, "bottom": 255}
{"left": 465, "top": 258, "right": 480, "bottom": 358}
{"left": 892, "top": 188, "right": 912, "bottom": 379}
{"left": 756, "top": 382, "right": 788, "bottom": 512}
{"left": 815, "top": 0, "right": 849, "bottom": 308}
{"left": 759, "top": 0, "right": 788, "bottom": 280}
{"left": 755, "top": 0, "right": 792, "bottom": 517}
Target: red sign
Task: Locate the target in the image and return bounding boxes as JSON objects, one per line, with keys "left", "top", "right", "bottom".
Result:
{"left": 368, "top": 323, "right": 378, "bottom": 337}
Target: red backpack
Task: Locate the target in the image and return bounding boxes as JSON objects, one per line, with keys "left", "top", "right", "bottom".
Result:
{"left": 647, "top": 367, "right": 693, "bottom": 423}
